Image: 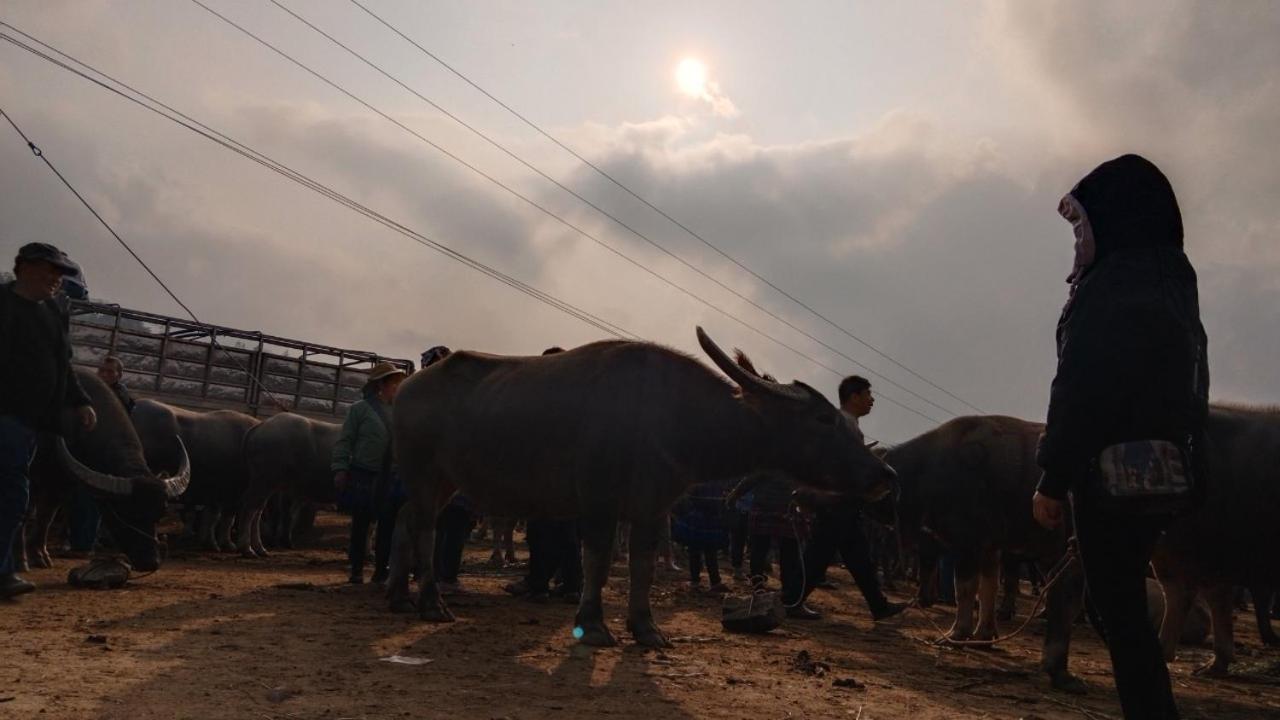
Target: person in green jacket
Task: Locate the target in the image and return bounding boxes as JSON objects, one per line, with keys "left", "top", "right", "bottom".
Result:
{"left": 332, "top": 362, "right": 407, "bottom": 584}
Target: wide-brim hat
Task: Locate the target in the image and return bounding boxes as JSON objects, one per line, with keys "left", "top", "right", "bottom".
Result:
{"left": 365, "top": 361, "right": 408, "bottom": 387}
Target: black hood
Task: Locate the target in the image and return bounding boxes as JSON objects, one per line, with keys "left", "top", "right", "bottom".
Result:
{"left": 1070, "top": 154, "right": 1183, "bottom": 259}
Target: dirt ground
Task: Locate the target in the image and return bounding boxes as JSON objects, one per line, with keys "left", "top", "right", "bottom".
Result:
{"left": 4, "top": 514, "right": 1279, "bottom": 720}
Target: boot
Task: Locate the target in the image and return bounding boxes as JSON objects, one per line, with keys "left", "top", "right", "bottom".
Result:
{"left": 0, "top": 574, "right": 36, "bottom": 599}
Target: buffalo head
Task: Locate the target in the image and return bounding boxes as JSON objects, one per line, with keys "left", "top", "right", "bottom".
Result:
{"left": 697, "top": 327, "right": 897, "bottom": 502}
{"left": 56, "top": 435, "right": 190, "bottom": 571}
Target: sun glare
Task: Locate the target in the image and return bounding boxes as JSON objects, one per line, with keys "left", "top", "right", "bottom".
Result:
{"left": 676, "top": 57, "right": 709, "bottom": 97}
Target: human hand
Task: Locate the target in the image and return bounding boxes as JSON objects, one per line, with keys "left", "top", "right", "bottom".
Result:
{"left": 1032, "top": 491, "right": 1064, "bottom": 529}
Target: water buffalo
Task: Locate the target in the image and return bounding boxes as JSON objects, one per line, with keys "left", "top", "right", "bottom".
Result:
{"left": 236, "top": 412, "right": 340, "bottom": 557}
{"left": 1154, "top": 404, "right": 1280, "bottom": 675}
{"left": 24, "top": 369, "right": 190, "bottom": 572}
{"left": 131, "top": 400, "right": 260, "bottom": 551}
{"left": 388, "top": 327, "right": 898, "bottom": 648}
{"left": 886, "top": 416, "right": 1065, "bottom": 639}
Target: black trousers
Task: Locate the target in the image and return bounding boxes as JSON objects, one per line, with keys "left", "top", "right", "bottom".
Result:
{"left": 749, "top": 534, "right": 802, "bottom": 605}
{"left": 685, "top": 541, "right": 722, "bottom": 584}
{"left": 525, "top": 518, "right": 582, "bottom": 593}
{"left": 728, "top": 511, "right": 748, "bottom": 570}
{"left": 347, "top": 472, "right": 400, "bottom": 578}
{"left": 1073, "top": 495, "right": 1178, "bottom": 720}
{"left": 802, "top": 509, "right": 889, "bottom": 613}
{"left": 433, "top": 503, "right": 474, "bottom": 582}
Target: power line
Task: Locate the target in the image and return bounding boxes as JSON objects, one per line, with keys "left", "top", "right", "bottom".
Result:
{"left": 0, "top": 26, "right": 636, "bottom": 345}
{"left": 0, "top": 104, "right": 298, "bottom": 412}
{"left": 187, "top": 0, "right": 943, "bottom": 425}
{"left": 269, "top": 0, "right": 959, "bottom": 422}
{"left": 350, "top": 0, "right": 985, "bottom": 416}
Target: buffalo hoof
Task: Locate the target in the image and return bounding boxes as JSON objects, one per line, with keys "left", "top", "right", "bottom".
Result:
{"left": 419, "top": 604, "right": 455, "bottom": 623}
{"left": 239, "top": 549, "right": 259, "bottom": 559}
{"left": 29, "top": 554, "right": 52, "bottom": 570}
{"left": 1050, "top": 671, "right": 1087, "bottom": 695}
{"left": 1193, "top": 659, "right": 1230, "bottom": 678}
{"left": 627, "top": 619, "right": 672, "bottom": 649}
{"left": 576, "top": 622, "right": 618, "bottom": 648}
{"left": 388, "top": 596, "right": 417, "bottom": 614}
{"left": 253, "top": 547, "right": 271, "bottom": 559}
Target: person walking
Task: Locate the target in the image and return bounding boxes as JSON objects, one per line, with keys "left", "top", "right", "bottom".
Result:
{"left": 332, "top": 361, "right": 407, "bottom": 585}
{"left": 1032, "top": 154, "right": 1208, "bottom": 720}
{"left": 0, "top": 243, "right": 97, "bottom": 598}
{"left": 801, "top": 376, "right": 907, "bottom": 621}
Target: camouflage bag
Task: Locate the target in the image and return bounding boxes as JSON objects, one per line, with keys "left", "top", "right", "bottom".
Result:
{"left": 1093, "top": 439, "right": 1193, "bottom": 515}
{"left": 721, "top": 588, "right": 784, "bottom": 634}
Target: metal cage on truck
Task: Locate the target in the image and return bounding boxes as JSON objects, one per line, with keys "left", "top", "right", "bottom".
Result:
{"left": 68, "top": 300, "right": 415, "bottom": 420}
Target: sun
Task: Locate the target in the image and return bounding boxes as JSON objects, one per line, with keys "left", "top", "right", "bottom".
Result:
{"left": 676, "top": 57, "right": 709, "bottom": 97}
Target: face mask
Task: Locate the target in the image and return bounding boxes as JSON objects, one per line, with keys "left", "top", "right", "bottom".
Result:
{"left": 1059, "top": 193, "right": 1096, "bottom": 285}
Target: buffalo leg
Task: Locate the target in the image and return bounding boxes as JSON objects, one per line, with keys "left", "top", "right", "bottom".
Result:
{"left": 235, "top": 489, "right": 271, "bottom": 557}
{"left": 215, "top": 508, "right": 236, "bottom": 553}
{"left": 250, "top": 508, "right": 269, "bottom": 557}
{"left": 198, "top": 507, "right": 221, "bottom": 552}
{"left": 1040, "top": 557, "right": 1087, "bottom": 694}
{"left": 1156, "top": 576, "right": 1196, "bottom": 663}
{"left": 998, "top": 555, "right": 1020, "bottom": 622}
{"left": 947, "top": 554, "right": 979, "bottom": 641}
{"left": 974, "top": 549, "right": 1000, "bottom": 641}
{"left": 575, "top": 514, "right": 619, "bottom": 647}
{"left": 29, "top": 500, "right": 58, "bottom": 569}
{"left": 1251, "top": 586, "right": 1279, "bottom": 647}
{"left": 386, "top": 504, "right": 418, "bottom": 613}
{"left": 626, "top": 518, "right": 671, "bottom": 648}
{"left": 414, "top": 482, "right": 453, "bottom": 623}
{"left": 1197, "top": 583, "right": 1235, "bottom": 676}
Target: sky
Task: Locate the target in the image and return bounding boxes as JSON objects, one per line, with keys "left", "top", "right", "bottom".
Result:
{"left": 1, "top": 0, "right": 1277, "bottom": 443}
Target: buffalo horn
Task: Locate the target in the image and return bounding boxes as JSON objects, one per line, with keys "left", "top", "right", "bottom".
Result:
{"left": 56, "top": 436, "right": 134, "bottom": 496}
{"left": 696, "top": 327, "right": 807, "bottom": 402}
{"left": 161, "top": 435, "right": 192, "bottom": 499}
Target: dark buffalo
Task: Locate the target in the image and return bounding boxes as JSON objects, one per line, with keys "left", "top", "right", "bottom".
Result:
{"left": 24, "top": 369, "right": 190, "bottom": 572}
{"left": 389, "top": 328, "right": 897, "bottom": 648}
{"left": 236, "top": 412, "right": 340, "bottom": 557}
{"left": 884, "top": 415, "right": 1095, "bottom": 692}
{"left": 131, "top": 400, "right": 260, "bottom": 551}
{"left": 1154, "top": 404, "right": 1280, "bottom": 674}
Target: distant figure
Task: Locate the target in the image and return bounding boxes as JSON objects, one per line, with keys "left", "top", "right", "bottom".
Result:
{"left": 96, "top": 356, "right": 135, "bottom": 415}
{"left": 332, "top": 361, "right": 407, "bottom": 584}
{"left": 800, "top": 375, "right": 907, "bottom": 621}
{"left": 672, "top": 480, "right": 729, "bottom": 593}
{"left": 1032, "top": 155, "right": 1208, "bottom": 718}
{"left": 0, "top": 243, "right": 98, "bottom": 599}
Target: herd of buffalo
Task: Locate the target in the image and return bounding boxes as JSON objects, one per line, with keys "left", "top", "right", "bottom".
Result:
{"left": 14, "top": 327, "right": 1279, "bottom": 693}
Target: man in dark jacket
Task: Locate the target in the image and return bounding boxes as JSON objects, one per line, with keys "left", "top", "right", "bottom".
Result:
{"left": 1, "top": 243, "right": 98, "bottom": 598}
{"left": 1032, "top": 155, "right": 1208, "bottom": 719}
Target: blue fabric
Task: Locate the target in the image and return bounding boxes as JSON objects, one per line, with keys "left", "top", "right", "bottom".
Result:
{"left": 0, "top": 415, "right": 37, "bottom": 576}
{"left": 336, "top": 468, "right": 378, "bottom": 516}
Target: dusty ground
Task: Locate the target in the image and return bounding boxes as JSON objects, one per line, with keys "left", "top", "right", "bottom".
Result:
{"left": 4, "top": 514, "right": 1280, "bottom": 720}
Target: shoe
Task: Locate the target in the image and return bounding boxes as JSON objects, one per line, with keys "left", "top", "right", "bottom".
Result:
{"left": 0, "top": 574, "right": 36, "bottom": 599}
{"left": 503, "top": 579, "right": 530, "bottom": 597}
{"left": 872, "top": 600, "right": 909, "bottom": 621}
{"left": 786, "top": 604, "right": 823, "bottom": 620}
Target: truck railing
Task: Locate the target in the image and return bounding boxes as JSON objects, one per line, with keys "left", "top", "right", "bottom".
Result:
{"left": 68, "top": 300, "right": 414, "bottom": 420}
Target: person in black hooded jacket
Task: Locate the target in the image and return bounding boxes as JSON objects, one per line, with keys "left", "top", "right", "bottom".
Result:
{"left": 1032, "top": 155, "right": 1208, "bottom": 719}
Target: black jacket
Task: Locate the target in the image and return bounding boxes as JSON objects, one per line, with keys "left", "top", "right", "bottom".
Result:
{"left": 1036, "top": 155, "right": 1209, "bottom": 499}
{"left": 0, "top": 282, "right": 91, "bottom": 431}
